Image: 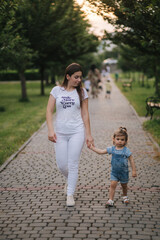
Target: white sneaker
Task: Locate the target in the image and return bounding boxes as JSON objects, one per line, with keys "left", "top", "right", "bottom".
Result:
{"left": 66, "top": 195, "right": 75, "bottom": 207}
{"left": 105, "top": 199, "right": 114, "bottom": 207}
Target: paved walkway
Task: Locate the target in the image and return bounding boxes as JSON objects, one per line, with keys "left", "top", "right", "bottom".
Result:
{"left": 0, "top": 78, "right": 160, "bottom": 240}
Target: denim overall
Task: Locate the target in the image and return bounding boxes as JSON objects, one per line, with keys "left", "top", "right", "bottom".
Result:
{"left": 110, "top": 146, "right": 129, "bottom": 183}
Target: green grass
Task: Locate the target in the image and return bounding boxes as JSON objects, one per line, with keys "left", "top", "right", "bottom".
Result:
{"left": 115, "top": 77, "right": 160, "bottom": 146}
{"left": 143, "top": 119, "right": 160, "bottom": 146}
{"left": 0, "top": 81, "right": 53, "bottom": 166}
{"left": 1, "top": 78, "right": 159, "bottom": 166}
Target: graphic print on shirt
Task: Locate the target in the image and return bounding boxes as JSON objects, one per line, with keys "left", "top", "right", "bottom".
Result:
{"left": 60, "top": 96, "right": 75, "bottom": 109}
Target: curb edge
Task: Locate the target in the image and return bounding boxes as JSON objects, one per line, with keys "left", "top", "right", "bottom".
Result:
{"left": 0, "top": 122, "right": 46, "bottom": 173}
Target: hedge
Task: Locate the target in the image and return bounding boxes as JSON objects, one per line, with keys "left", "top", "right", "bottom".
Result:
{"left": 0, "top": 70, "right": 41, "bottom": 81}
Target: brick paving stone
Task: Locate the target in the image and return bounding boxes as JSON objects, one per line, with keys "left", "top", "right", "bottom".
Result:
{"left": 0, "top": 77, "right": 160, "bottom": 239}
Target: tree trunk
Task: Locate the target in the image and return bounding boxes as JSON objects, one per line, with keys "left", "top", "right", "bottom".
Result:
{"left": 51, "top": 75, "right": 55, "bottom": 84}
{"left": 40, "top": 66, "right": 45, "bottom": 96}
{"left": 137, "top": 72, "right": 141, "bottom": 85}
{"left": 45, "top": 74, "right": 49, "bottom": 85}
{"left": 19, "top": 71, "right": 28, "bottom": 101}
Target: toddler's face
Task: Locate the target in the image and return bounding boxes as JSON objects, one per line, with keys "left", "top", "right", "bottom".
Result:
{"left": 114, "top": 135, "right": 126, "bottom": 148}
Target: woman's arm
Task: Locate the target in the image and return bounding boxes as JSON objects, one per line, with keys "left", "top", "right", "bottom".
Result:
{"left": 128, "top": 155, "right": 137, "bottom": 177}
{"left": 81, "top": 98, "right": 94, "bottom": 147}
{"left": 46, "top": 95, "right": 57, "bottom": 142}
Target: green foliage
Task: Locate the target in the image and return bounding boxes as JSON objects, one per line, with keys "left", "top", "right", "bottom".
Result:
{"left": 0, "top": 106, "right": 5, "bottom": 112}
{"left": 17, "top": 0, "right": 99, "bottom": 70}
{"left": 0, "top": 0, "right": 35, "bottom": 71}
{"left": 0, "top": 81, "right": 52, "bottom": 166}
{"left": 102, "top": 46, "right": 120, "bottom": 60}
{"left": 115, "top": 74, "right": 160, "bottom": 146}
{"left": 143, "top": 119, "right": 160, "bottom": 146}
{"left": 88, "top": 0, "right": 160, "bottom": 96}
{"left": 0, "top": 0, "right": 37, "bottom": 100}
{"left": 0, "top": 69, "right": 40, "bottom": 81}
{"left": 9, "top": 0, "right": 99, "bottom": 95}
{"left": 0, "top": 0, "right": 99, "bottom": 97}
{"left": 116, "top": 76, "right": 160, "bottom": 117}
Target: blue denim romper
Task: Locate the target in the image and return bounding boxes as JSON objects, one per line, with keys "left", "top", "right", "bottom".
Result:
{"left": 107, "top": 146, "right": 132, "bottom": 184}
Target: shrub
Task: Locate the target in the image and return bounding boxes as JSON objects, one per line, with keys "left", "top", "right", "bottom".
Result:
{"left": 0, "top": 69, "right": 41, "bottom": 81}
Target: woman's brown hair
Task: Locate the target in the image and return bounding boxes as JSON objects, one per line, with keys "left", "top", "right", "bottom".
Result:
{"left": 61, "top": 63, "right": 84, "bottom": 106}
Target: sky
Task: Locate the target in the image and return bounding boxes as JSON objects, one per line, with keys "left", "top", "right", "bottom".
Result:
{"left": 76, "top": 0, "right": 114, "bottom": 37}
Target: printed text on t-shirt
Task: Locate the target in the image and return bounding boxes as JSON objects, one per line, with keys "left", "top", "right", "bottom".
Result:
{"left": 60, "top": 96, "right": 75, "bottom": 109}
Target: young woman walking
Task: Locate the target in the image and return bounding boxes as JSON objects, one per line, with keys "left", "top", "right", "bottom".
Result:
{"left": 46, "top": 63, "right": 94, "bottom": 207}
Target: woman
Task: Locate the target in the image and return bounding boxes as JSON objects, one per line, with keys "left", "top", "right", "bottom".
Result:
{"left": 88, "top": 64, "right": 101, "bottom": 98}
{"left": 46, "top": 63, "right": 94, "bottom": 207}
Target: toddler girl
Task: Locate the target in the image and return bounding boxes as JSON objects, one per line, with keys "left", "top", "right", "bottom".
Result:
{"left": 89, "top": 127, "right": 137, "bottom": 207}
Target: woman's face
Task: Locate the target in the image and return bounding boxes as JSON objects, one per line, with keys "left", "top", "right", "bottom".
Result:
{"left": 67, "top": 71, "right": 82, "bottom": 88}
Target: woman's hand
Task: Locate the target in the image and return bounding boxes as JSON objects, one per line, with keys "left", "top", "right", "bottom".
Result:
{"left": 48, "top": 131, "right": 57, "bottom": 143}
{"left": 86, "top": 135, "right": 94, "bottom": 148}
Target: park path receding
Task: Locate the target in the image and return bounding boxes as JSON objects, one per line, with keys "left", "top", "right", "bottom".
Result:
{"left": 0, "top": 78, "right": 160, "bottom": 240}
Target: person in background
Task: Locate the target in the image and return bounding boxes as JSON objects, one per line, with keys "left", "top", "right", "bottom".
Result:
{"left": 84, "top": 77, "right": 91, "bottom": 95}
{"left": 105, "top": 64, "right": 111, "bottom": 80}
{"left": 46, "top": 63, "right": 94, "bottom": 207}
{"left": 88, "top": 64, "right": 101, "bottom": 98}
{"left": 105, "top": 79, "right": 112, "bottom": 99}
{"left": 115, "top": 72, "right": 119, "bottom": 82}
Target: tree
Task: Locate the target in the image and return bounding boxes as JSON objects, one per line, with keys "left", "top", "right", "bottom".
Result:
{"left": 0, "top": 0, "right": 34, "bottom": 101}
{"left": 88, "top": 0, "right": 160, "bottom": 96}
{"left": 18, "top": 0, "right": 99, "bottom": 95}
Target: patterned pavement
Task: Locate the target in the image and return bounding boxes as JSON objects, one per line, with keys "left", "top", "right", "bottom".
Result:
{"left": 0, "top": 78, "right": 160, "bottom": 240}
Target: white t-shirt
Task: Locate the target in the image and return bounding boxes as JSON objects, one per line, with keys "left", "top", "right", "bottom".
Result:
{"left": 50, "top": 86, "right": 88, "bottom": 134}
{"left": 106, "top": 65, "right": 110, "bottom": 73}
{"left": 84, "top": 80, "right": 91, "bottom": 90}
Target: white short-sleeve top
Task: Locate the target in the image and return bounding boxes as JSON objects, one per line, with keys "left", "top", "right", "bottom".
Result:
{"left": 50, "top": 86, "right": 88, "bottom": 134}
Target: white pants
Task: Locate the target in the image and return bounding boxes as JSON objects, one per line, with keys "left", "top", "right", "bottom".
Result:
{"left": 54, "top": 131, "right": 85, "bottom": 195}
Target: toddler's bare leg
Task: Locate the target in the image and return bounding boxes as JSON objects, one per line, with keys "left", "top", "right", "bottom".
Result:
{"left": 121, "top": 183, "right": 128, "bottom": 196}
{"left": 109, "top": 181, "right": 118, "bottom": 200}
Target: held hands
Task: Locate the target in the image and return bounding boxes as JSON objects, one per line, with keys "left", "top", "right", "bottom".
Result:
{"left": 88, "top": 143, "right": 94, "bottom": 150}
{"left": 48, "top": 131, "right": 57, "bottom": 143}
{"left": 86, "top": 135, "right": 94, "bottom": 148}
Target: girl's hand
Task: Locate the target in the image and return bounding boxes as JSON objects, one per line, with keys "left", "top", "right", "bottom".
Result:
{"left": 48, "top": 131, "right": 57, "bottom": 143}
{"left": 132, "top": 171, "right": 137, "bottom": 177}
{"left": 88, "top": 144, "right": 94, "bottom": 150}
{"left": 86, "top": 135, "right": 94, "bottom": 148}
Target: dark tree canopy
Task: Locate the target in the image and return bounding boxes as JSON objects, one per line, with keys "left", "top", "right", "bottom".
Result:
{"left": 0, "top": 0, "right": 99, "bottom": 97}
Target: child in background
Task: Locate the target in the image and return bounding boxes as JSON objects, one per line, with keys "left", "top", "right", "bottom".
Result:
{"left": 89, "top": 127, "right": 137, "bottom": 207}
{"left": 84, "top": 78, "right": 91, "bottom": 93}
{"left": 105, "top": 79, "right": 111, "bottom": 99}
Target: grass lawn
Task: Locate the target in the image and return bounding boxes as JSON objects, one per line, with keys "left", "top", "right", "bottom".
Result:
{"left": 115, "top": 77, "right": 160, "bottom": 146}
{"left": 0, "top": 81, "right": 54, "bottom": 166}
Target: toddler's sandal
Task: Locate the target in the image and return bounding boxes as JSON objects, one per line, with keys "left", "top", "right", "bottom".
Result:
{"left": 122, "top": 196, "right": 130, "bottom": 204}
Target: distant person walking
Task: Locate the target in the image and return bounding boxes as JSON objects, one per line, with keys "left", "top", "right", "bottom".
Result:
{"left": 89, "top": 127, "right": 137, "bottom": 207}
{"left": 105, "top": 79, "right": 112, "bottom": 99}
{"left": 88, "top": 64, "right": 101, "bottom": 98}
{"left": 115, "top": 72, "right": 119, "bottom": 82}
{"left": 105, "top": 64, "right": 110, "bottom": 80}
{"left": 46, "top": 63, "right": 94, "bottom": 207}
